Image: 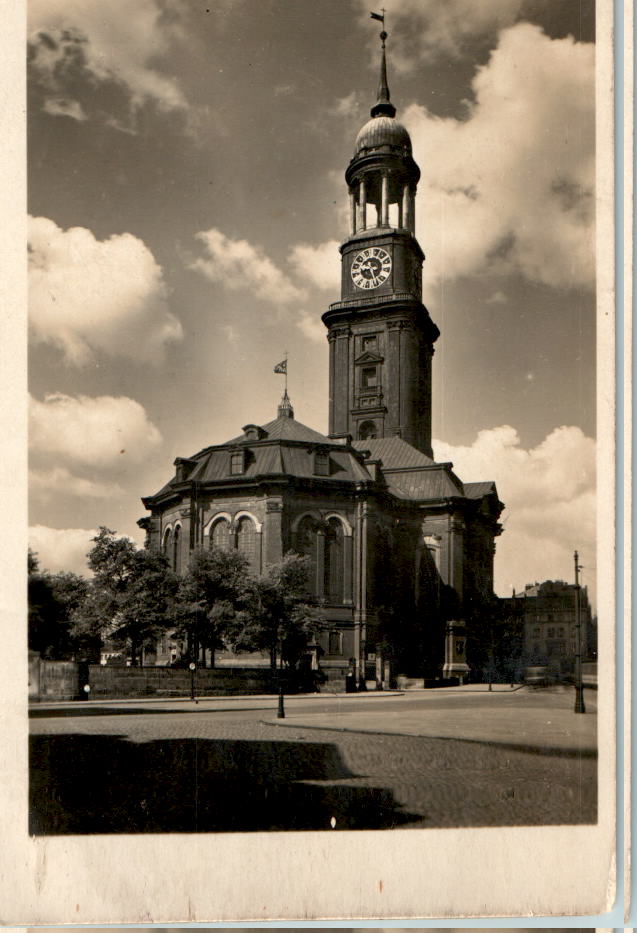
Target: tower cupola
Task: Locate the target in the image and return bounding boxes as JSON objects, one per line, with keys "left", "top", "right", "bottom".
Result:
{"left": 345, "top": 27, "right": 420, "bottom": 236}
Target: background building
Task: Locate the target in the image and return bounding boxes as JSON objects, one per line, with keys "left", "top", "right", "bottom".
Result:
{"left": 501, "top": 580, "right": 596, "bottom": 677}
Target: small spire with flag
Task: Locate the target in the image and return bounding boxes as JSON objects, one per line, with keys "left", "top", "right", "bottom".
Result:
{"left": 273, "top": 359, "right": 287, "bottom": 375}
{"left": 370, "top": 10, "right": 385, "bottom": 23}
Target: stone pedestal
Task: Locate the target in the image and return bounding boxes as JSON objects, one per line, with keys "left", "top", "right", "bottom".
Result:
{"left": 443, "top": 620, "right": 470, "bottom": 684}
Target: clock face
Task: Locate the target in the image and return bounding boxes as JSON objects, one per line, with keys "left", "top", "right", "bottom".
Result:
{"left": 351, "top": 247, "right": 392, "bottom": 290}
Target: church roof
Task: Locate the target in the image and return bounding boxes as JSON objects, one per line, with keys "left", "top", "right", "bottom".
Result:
{"left": 224, "top": 416, "right": 332, "bottom": 446}
{"left": 353, "top": 436, "right": 434, "bottom": 469}
{"left": 464, "top": 481, "right": 498, "bottom": 499}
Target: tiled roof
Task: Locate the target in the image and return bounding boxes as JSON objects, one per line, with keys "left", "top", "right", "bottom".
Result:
{"left": 224, "top": 416, "right": 332, "bottom": 446}
{"left": 464, "top": 481, "right": 497, "bottom": 499}
{"left": 352, "top": 436, "right": 435, "bottom": 469}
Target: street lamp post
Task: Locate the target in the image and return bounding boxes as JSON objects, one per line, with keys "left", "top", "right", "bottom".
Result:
{"left": 573, "top": 550, "right": 586, "bottom": 714}
{"left": 189, "top": 661, "right": 196, "bottom": 702}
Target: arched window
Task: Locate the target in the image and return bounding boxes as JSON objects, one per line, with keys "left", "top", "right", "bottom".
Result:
{"left": 359, "top": 420, "right": 377, "bottom": 440}
{"left": 236, "top": 516, "right": 258, "bottom": 572}
{"left": 173, "top": 525, "right": 181, "bottom": 574}
{"left": 296, "top": 516, "right": 318, "bottom": 596}
{"left": 324, "top": 517, "right": 344, "bottom": 603}
{"left": 211, "top": 519, "right": 230, "bottom": 552}
{"left": 162, "top": 527, "right": 172, "bottom": 560}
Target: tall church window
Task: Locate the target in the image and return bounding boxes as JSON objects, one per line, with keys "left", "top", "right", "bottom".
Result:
{"left": 324, "top": 517, "right": 344, "bottom": 603}
{"left": 211, "top": 519, "right": 230, "bottom": 551}
{"left": 173, "top": 525, "right": 182, "bottom": 574}
{"left": 296, "top": 517, "right": 318, "bottom": 595}
{"left": 162, "top": 527, "right": 172, "bottom": 559}
{"left": 237, "top": 516, "right": 258, "bottom": 572}
{"left": 359, "top": 420, "right": 377, "bottom": 440}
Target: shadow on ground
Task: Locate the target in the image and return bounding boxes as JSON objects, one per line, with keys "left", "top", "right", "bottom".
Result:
{"left": 30, "top": 733, "right": 419, "bottom": 834}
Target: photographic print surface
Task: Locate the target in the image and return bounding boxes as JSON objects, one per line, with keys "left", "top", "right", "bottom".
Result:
{"left": 10, "top": 0, "right": 617, "bottom": 922}
{"left": 27, "top": 0, "right": 600, "bottom": 837}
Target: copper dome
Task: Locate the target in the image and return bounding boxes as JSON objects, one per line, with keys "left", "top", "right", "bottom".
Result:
{"left": 354, "top": 115, "right": 412, "bottom": 157}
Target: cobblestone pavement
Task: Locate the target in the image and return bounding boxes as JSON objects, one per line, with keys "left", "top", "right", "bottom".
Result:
{"left": 30, "top": 705, "right": 596, "bottom": 833}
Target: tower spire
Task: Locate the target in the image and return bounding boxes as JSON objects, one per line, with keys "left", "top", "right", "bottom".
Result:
{"left": 277, "top": 388, "right": 294, "bottom": 419}
{"left": 370, "top": 17, "right": 396, "bottom": 119}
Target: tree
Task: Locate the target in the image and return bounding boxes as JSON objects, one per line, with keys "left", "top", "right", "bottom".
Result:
{"left": 228, "top": 552, "right": 325, "bottom": 672}
{"left": 173, "top": 547, "right": 249, "bottom": 667}
{"left": 70, "top": 528, "right": 178, "bottom": 665}
{"left": 28, "top": 549, "right": 90, "bottom": 659}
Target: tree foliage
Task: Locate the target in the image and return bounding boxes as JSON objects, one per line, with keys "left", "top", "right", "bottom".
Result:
{"left": 70, "top": 527, "right": 179, "bottom": 664}
{"left": 228, "top": 552, "right": 325, "bottom": 671}
{"left": 174, "top": 546, "right": 249, "bottom": 666}
{"left": 28, "top": 548, "right": 90, "bottom": 659}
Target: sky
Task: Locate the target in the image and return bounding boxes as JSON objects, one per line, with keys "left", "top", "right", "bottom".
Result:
{"left": 27, "top": 0, "right": 598, "bottom": 604}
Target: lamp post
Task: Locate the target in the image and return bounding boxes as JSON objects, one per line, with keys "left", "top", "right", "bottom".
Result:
{"left": 189, "top": 661, "right": 196, "bottom": 702}
{"left": 573, "top": 550, "right": 586, "bottom": 714}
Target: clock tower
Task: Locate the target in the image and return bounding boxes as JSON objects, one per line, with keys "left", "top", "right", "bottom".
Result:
{"left": 323, "top": 28, "right": 439, "bottom": 458}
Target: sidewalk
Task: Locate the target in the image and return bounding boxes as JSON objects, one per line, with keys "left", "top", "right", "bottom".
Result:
{"left": 264, "top": 688, "right": 597, "bottom": 757}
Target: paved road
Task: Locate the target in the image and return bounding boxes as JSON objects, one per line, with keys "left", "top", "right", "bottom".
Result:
{"left": 29, "top": 689, "right": 597, "bottom": 834}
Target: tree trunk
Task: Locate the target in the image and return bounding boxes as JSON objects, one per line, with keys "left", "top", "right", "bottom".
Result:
{"left": 270, "top": 644, "right": 277, "bottom": 671}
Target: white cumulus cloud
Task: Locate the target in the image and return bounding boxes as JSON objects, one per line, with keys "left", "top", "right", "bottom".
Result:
{"left": 28, "top": 0, "right": 186, "bottom": 112}
{"left": 29, "top": 216, "right": 182, "bottom": 364}
{"left": 29, "top": 393, "right": 162, "bottom": 467}
{"left": 359, "top": 0, "right": 524, "bottom": 65}
{"left": 28, "top": 525, "right": 98, "bottom": 576}
{"left": 42, "top": 97, "right": 87, "bottom": 121}
{"left": 192, "top": 228, "right": 306, "bottom": 305}
{"left": 434, "top": 424, "right": 596, "bottom": 602}
{"left": 404, "top": 24, "right": 595, "bottom": 290}
{"left": 29, "top": 467, "right": 124, "bottom": 501}
{"left": 288, "top": 240, "right": 341, "bottom": 291}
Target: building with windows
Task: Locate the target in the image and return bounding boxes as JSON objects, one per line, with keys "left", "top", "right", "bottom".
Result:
{"left": 139, "top": 32, "right": 504, "bottom": 688}
{"left": 502, "top": 580, "right": 596, "bottom": 676}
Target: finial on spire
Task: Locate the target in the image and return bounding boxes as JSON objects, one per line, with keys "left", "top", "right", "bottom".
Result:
{"left": 370, "top": 10, "right": 396, "bottom": 118}
{"left": 277, "top": 388, "right": 294, "bottom": 419}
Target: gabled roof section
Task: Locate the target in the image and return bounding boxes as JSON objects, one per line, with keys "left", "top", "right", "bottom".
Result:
{"left": 353, "top": 436, "right": 435, "bottom": 469}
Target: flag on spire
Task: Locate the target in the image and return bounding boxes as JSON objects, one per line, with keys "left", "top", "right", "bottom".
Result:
{"left": 273, "top": 359, "right": 287, "bottom": 374}
{"left": 370, "top": 11, "right": 384, "bottom": 22}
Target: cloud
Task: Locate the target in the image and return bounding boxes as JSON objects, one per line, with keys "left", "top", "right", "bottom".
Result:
{"left": 433, "top": 424, "right": 596, "bottom": 601}
{"left": 42, "top": 97, "right": 87, "bottom": 121}
{"left": 288, "top": 240, "right": 341, "bottom": 291}
{"left": 405, "top": 24, "right": 595, "bottom": 290}
{"left": 330, "top": 92, "right": 361, "bottom": 118}
{"left": 29, "top": 467, "right": 124, "bottom": 501}
{"left": 29, "top": 393, "right": 162, "bottom": 467}
{"left": 297, "top": 311, "right": 327, "bottom": 343}
{"left": 28, "top": 0, "right": 186, "bottom": 112}
{"left": 28, "top": 525, "right": 98, "bottom": 576}
{"left": 29, "top": 216, "right": 182, "bottom": 364}
{"left": 357, "top": 0, "right": 524, "bottom": 65}
{"left": 191, "top": 228, "right": 306, "bottom": 305}
{"left": 485, "top": 289, "right": 507, "bottom": 304}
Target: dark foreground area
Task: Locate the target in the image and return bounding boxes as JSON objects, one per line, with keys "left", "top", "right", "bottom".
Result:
{"left": 29, "top": 692, "right": 597, "bottom": 834}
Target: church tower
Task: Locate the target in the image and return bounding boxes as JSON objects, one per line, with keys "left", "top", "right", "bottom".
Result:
{"left": 323, "top": 27, "right": 439, "bottom": 458}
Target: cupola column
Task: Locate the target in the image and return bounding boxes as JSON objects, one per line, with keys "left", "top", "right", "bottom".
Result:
{"left": 381, "top": 172, "right": 389, "bottom": 226}
{"left": 349, "top": 188, "right": 357, "bottom": 235}
{"left": 358, "top": 178, "right": 367, "bottom": 231}
{"left": 402, "top": 183, "right": 410, "bottom": 231}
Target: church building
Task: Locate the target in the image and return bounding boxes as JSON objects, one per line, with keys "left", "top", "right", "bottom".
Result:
{"left": 139, "top": 29, "right": 504, "bottom": 689}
